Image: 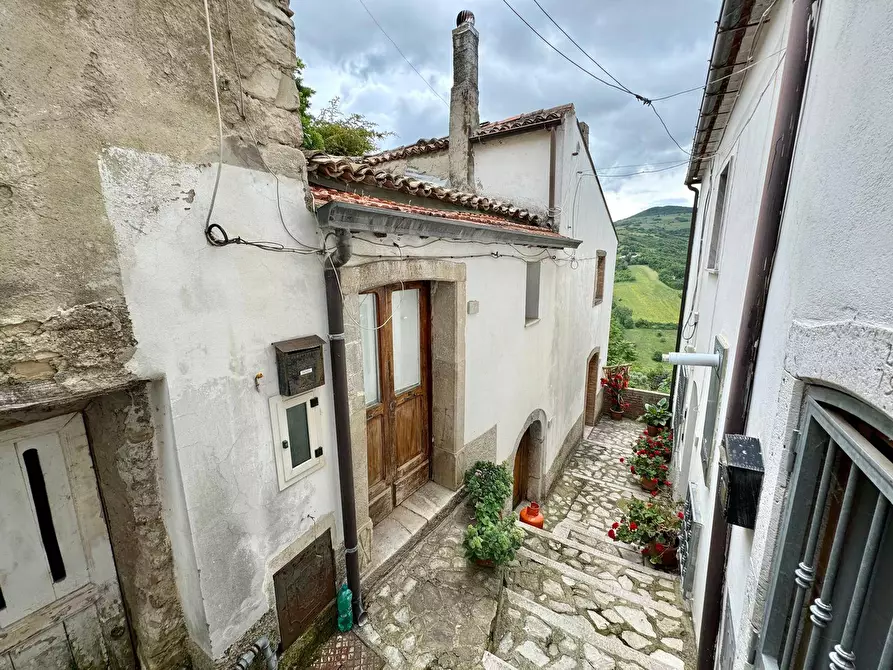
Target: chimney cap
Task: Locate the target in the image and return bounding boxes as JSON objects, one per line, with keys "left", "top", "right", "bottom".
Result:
{"left": 456, "top": 10, "right": 475, "bottom": 26}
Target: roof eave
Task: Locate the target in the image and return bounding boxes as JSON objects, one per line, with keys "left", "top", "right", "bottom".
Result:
{"left": 316, "top": 201, "right": 581, "bottom": 249}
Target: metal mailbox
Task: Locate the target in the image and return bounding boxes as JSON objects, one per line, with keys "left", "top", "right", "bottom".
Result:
{"left": 273, "top": 335, "right": 326, "bottom": 397}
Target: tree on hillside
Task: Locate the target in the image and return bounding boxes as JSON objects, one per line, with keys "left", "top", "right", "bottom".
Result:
{"left": 294, "top": 59, "right": 392, "bottom": 156}
{"left": 607, "top": 313, "right": 637, "bottom": 366}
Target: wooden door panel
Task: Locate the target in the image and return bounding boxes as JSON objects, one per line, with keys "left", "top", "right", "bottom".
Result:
{"left": 394, "top": 393, "right": 422, "bottom": 467}
{"left": 365, "top": 411, "right": 393, "bottom": 525}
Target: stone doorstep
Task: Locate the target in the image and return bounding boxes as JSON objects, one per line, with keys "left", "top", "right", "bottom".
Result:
{"left": 505, "top": 590, "right": 680, "bottom": 670}
{"left": 362, "top": 482, "right": 465, "bottom": 592}
{"left": 518, "top": 523, "right": 656, "bottom": 579}
{"left": 516, "top": 548, "right": 684, "bottom": 619}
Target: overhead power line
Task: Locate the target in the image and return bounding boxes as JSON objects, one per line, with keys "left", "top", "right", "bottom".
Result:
{"left": 358, "top": 0, "right": 449, "bottom": 107}
{"left": 501, "top": 0, "right": 692, "bottom": 157}
{"left": 598, "top": 161, "right": 689, "bottom": 178}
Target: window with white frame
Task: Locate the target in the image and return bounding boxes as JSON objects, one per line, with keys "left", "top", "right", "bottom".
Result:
{"left": 269, "top": 390, "right": 325, "bottom": 490}
{"left": 707, "top": 160, "right": 732, "bottom": 271}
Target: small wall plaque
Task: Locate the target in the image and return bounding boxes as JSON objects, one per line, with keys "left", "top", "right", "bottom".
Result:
{"left": 273, "top": 335, "right": 326, "bottom": 397}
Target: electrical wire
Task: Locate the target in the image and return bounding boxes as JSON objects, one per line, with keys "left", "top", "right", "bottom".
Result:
{"left": 501, "top": 0, "right": 631, "bottom": 97}
{"left": 529, "top": 0, "right": 634, "bottom": 97}
{"left": 650, "top": 104, "right": 691, "bottom": 156}
{"left": 598, "top": 161, "right": 689, "bottom": 178}
{"left": 358, "top": 0, "right": 449, "bottom": 107}
{"left": 201, "top": 0, "right": 225, "bottom": 246}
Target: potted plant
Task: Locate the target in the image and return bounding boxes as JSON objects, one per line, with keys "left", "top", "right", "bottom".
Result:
{"left": 463, "top": 516, "right": 525, "bottom": 567}
{"left": 601, "top": 368, "right": 630, "bottom": 420}
{"left": 640, "top": 398, "right": 671, "bottom": 436}
{"left": 633, "top": 429, "right": 674, "bottom": 461}
{"left": 463, "top": 461, "right": 524, "bottom": 567}
{"left": 464, "top": 461, "right": 512, "bottom": 521}
{"left": 608, "top": 498, "right": 683, "bottom": 568}
{"left": 622, "top": 450, "right": 670, "bottom": 494}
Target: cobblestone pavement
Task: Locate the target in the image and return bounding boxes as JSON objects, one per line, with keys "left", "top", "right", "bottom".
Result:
{"left": 356, "top": 419, "right": 695, "bottom": 669}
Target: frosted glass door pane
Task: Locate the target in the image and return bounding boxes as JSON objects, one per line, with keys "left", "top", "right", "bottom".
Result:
{"left": 359, "top": 294, "right": 380, "bottom": 405}
{"left": 392, "top": 289, "right": 421, "bottom": 393}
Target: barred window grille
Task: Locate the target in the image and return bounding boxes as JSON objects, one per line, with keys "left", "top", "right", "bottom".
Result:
{"left": 759, "top": 389, "right": 893, "bottom": 670}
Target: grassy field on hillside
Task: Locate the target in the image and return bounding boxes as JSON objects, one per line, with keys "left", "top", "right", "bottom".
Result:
{"left": 613, "top": 265, "right": 681, "bottom": 323}
{"left": 625, "top": 328, "right": 677, "bottom": 372}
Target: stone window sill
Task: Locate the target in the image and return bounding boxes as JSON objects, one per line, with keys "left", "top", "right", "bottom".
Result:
{"left": 525, "top": 318, "right": 541, "bottom": 328}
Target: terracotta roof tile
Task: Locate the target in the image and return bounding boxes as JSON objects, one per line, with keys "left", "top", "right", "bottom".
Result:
{"left": 362, "top": 103, "right": 574, "bottom": 165}
{"left": 304, "top": 151, "right": 543, "bottom": 226}
{"left": 309, "top": 185, "right": 564, "bottom": 238}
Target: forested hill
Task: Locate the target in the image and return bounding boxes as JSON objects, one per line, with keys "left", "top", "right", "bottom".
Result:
{"left": 615, "top": 206, "right": 693, "bottom": 289}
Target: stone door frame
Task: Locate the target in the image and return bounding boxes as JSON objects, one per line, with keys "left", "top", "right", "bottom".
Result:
{"left": 338, "top": 259, "right": 466, "bottom": 569}
{"left": 508, "top": 409, "right": 547, "bottom": 505}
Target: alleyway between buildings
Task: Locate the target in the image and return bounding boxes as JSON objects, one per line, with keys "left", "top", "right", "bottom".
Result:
{"left": 315, "top": 420, "right": 695, "bottom": 670}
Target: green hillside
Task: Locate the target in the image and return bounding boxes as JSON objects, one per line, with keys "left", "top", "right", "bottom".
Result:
{"left": 613, "top": 265, "right": 682, "bottom": 323}
{"left": 615, "top": 206, "right": 692, "bottom": 290}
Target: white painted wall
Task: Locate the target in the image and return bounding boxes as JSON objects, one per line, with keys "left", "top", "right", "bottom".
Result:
{"left": 474, "top": 131, "right": 552, "bottom": 220}
{"left": 673, "top": 0, "right": 791, "bottom": 639}
{"left": 100, "top": 122, "right": 615, "bottom": 659}
{"left": 676, "top": 0, "right": 893, "bottom": 665}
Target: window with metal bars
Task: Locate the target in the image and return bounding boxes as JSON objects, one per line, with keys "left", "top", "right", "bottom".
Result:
{"left": 758, "top": 388, "right": 893, "bottom": 670}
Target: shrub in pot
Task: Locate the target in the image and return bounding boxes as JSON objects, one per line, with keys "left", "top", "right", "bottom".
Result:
{"left": 463, "top": 516, "right": 525, "bottom": 566}
{"left": 601, "top": 369, "right": 630, "bottom": 419}
{"left": 608, "top": 498, "right": 683, "bottom": 568}
{"left": 640, "top": 398, "right": 671, "bottom": 435}
{"left": 633, "top": 429, "right": 674, "bottom": 461}
{"left": 464, "top": 460, "right": 512, "bottom": 521}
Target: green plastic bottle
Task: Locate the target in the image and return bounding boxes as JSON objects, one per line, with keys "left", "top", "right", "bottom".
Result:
{"left": 337, "top": 584, "right": 353, "bottom": 632}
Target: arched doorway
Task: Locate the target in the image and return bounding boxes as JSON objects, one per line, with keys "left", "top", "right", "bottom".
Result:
{"left": 511, "top": 413, "right": 545, "bottom": 509}
{"left": 585, "top": 349, "right": 601, "bottom": 425}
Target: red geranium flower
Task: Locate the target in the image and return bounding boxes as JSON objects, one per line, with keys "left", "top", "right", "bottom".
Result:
{"left": 665, "top": 480, "right": 672, "bottom": 486}
{"left": 619, "top": 457, "right": 625, "bottom": 463}
{"left": 651, "top": 489, "right": 659, "bottom": 497}
{"left": 608, "top": 529, "right": 616, "bottom": 540}
{"left": 641, "top": 547, "right": 649, "bottom": 554}
{"left": 630, "top": 466, "right": 636, "bottom": 473}
{"left": 677, "top": 511, "right": 684, "bottom": 519}
{"left": 612, "top": 522, "right": 619, "bottom": 529}
{"left": 655, "top": 542, "right": 665, "bottom": 553}
{"left": 629, "top": 522, "right": 638, "bottom": 531}
{"left": 659, "top": 464, "right": 668, "bottom": 471}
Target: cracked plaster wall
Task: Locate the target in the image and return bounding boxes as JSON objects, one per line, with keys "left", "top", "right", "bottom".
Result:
{"left": 0, "top": 0, "right": 303, "bottom": 414}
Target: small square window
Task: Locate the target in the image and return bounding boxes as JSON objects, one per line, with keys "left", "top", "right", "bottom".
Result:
{"left": 270, "top": 391, "right": 325, "bottom": 490}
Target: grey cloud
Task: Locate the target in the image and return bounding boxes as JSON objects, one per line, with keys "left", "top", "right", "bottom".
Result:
{"left": 293, "top": 0, "right": 719, "bottom": 212}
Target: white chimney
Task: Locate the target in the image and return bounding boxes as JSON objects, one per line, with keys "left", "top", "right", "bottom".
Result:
{"left": 449, "top": 10, "right": 480, "bottom": 191}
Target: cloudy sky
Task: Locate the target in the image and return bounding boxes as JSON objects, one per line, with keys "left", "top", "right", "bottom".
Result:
{"left": 293, "top": 0, "right": 720, "bottom": 220}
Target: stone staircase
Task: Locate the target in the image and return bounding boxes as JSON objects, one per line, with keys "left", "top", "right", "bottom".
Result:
{"left": 487, "top": 420, "right": 695, "bottom": 670}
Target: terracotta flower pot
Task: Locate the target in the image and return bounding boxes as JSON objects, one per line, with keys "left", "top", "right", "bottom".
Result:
{"left": 639, "top": 476, "right": 659, "bottom": 491}
{"left": 646, "top": 425, "right": 660, "bottom": 437}
{"left": 520, "top": 502, "right": 545, "bottom": 529}
{"left": 644, "top": 542, "right": 678, "bottom": 569}
{"left": 609, "top": 409, "right": 624, "bottom": 420}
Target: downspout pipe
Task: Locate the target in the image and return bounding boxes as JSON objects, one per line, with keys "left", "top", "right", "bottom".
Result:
{"left": 669, "top": 183, "right": 700, "bottom": 411}
{"left": 699, "top": 1, "right": 815, "bottom": 667}
{"left": 323, "top": 229, "right": 365, "bottom": 623}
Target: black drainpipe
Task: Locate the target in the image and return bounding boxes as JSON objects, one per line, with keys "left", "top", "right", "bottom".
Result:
{"left": 699, "top": 0, "right": 815, "bottom": 666}
{"left": 323, "top": 229, "right": 365, "bottom": 623}
{"left": 669, "top": 183, "right": 700, "bottom": 412}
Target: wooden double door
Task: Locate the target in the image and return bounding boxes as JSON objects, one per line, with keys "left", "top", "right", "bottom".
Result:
{"left": 359, "top": 282, "right": 432, "bottom": 525}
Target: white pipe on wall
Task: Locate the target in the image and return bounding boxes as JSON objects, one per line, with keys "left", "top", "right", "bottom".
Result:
{"left": 663, "top": 352, "right": 722, "bottom": 368}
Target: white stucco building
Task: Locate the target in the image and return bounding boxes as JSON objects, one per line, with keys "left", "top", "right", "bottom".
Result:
{"left": 671, "top": 0, "right": 893, "bottom": 667}
{"left": 0, "top": 6, "right": 615, "bottom": 668}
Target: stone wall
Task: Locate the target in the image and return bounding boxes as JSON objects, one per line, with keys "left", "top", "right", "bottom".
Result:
{"left": 0, "top": 0, "right": 303, "bottom": 416}
{"left": 83, "top": 385, "right": 190, "bottom": 669}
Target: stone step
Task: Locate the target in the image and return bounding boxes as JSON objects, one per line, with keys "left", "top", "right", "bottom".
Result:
{"left": 518, "top": 522, "right": 651, "bottom": 576}
{"left": 481, "top": 651, "right": 517, "bottom": 669}
{"left": 563, "top": 471, "right": 650, "bottom": 500}
{"left": 505, "top": 589, "right": 684, "bottom": 670}
{"left": 517, "top": 548, "right": 684, "bottom": 619}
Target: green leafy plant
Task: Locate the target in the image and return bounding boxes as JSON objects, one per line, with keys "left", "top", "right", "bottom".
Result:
{"left": 608, "top": 498, "right": 683, "bottom": 565}
{"left": 463, "top": 516, "right": 525, "bottom": 565}
{"left": 601, "top": 368, "right": 631, "bottom": 413}
{"left": 464, "top": 461, "right": 512, "bottom": 522}
{"left": 640, "top": 398, "right": 671, "bottom": 428}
